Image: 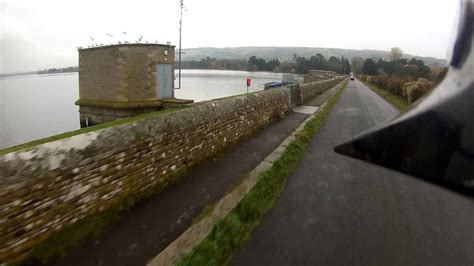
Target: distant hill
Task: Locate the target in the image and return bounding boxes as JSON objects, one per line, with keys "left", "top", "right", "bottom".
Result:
{"left": 181, "top": 47, "right": 446, "bottom": 67}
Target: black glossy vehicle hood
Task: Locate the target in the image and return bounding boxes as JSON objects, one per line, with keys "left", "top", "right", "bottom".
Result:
{"left": 334, "top": 0, "right": 474, "bottom": 196}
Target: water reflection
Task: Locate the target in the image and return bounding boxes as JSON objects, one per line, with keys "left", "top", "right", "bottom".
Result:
{"left": 0, "top": 70, "right": 297, "bottom": 149}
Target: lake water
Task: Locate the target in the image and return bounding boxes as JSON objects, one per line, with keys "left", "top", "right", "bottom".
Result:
{"left": 0, "top": 69, "right": 297, "bottom": 149}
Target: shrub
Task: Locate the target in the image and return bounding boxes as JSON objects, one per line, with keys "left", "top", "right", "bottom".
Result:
{"left": 402, "top": 78, "right": 434, "bottom": 104}
{"left": 386, "top": 78, "right": 407, "bottom": 97}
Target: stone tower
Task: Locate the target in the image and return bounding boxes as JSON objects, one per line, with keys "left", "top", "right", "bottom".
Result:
{"left": 76, "top": 43, "right": 190, "bottom": 127}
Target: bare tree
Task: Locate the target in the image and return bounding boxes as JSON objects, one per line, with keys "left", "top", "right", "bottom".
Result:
{"left": 390, "top": 47, "right": 403, "bottom": 61}
{"left": 351, "top": 56, "right": 365, "bottom": 74}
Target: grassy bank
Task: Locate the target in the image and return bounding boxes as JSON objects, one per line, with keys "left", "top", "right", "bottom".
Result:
{"left": 176, "top": 81, "right": 348, "bottom": 266}
{"left": 362, "top": 81, "right": 409, "bottom": 111}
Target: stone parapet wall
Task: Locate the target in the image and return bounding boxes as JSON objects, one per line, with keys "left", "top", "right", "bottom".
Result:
{"left": 303, "top": 75, "right": 324, "bottom": 83}
{"left": 303, "top": 70, "right": 338, "bottom": 83}
{"left": 299, "top": 77, "right": 346, "bottom": 104}
{"left": 0, "top": 88, "right": 290, "bottom": 262}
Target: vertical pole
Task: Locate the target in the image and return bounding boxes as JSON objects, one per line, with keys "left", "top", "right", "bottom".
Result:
{"left": 178, "top": 0, "right": 183, "bottom": 90}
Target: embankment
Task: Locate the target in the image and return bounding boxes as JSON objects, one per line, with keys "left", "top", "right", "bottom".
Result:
{"left": 0, "top": 76, "right": 346, "bottom": 263}
{"left": 0, "top": 88, "right": 291, "bottom": 262}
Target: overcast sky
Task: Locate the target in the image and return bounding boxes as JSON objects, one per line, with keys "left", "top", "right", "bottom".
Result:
{"left": 0, "top": 0, "right": 458, "bottom": 73}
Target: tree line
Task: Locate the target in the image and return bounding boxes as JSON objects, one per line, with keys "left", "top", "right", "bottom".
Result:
{"left": 353, "top": 47, "right": 447, "bottom": 81}
{"left": 361, "top": 58, "right": 439, "bottom": 80}
{"left": 356, "top": 47, "right": 448, "bottom": 105}
{"left": 179, "top": 53, "right": 352, "bottom": 75}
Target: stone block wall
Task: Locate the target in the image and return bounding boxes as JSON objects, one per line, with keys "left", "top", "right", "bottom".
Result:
{"left": 78, "top": 47, "right": 119, "bottom": 101}
{"left": 79, "top": 44, "right": 175, "bottom": 102}
{"left": 78, "top": 105, "right": 160, "bottom": 127}
{"left": 77, "top": 44, "right": 176, "bottom": 127}
{"left": 303, "top": 70, "right": 337, "bottom": 83}
{"left": 299, "top": 77, "right": 346, "bottom": 104}
{"left": 0, "top": 88, "right": 290, "bottom": 263}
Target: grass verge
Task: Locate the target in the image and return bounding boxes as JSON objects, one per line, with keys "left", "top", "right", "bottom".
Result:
{"left": 0, "top": 107, "right": 188, "bottom": 156}
{"left": 176, "top": 81, "right": 348, "bottom": 266}
{"left": 362, "top": 81, "right": 409, "bottom": 111}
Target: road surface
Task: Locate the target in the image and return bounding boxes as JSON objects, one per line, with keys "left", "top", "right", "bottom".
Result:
{"left": 232, "top": 79, "right": 474, "bottom": 266}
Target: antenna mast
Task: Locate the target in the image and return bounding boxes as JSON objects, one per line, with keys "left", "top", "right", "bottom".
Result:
{"left": 178, "top": 0, "right": 184, "bottom": 90}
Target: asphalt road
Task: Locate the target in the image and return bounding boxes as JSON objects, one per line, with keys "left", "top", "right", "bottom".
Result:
{"left": 232, "top": 79, "right": 474, "bottom": 266}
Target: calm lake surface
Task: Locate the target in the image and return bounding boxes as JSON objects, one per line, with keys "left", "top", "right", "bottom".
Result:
{"left": 0, "top": 69, "right": 297, "bottom": 149}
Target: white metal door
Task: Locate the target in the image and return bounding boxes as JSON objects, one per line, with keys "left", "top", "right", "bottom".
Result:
{"left": 157, "top": 64, "right": 173, "bottom": 99}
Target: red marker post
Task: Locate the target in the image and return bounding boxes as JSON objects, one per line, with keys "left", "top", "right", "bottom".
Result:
{"left": 246, "top": 78, "right": 251, "bottom": 94}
